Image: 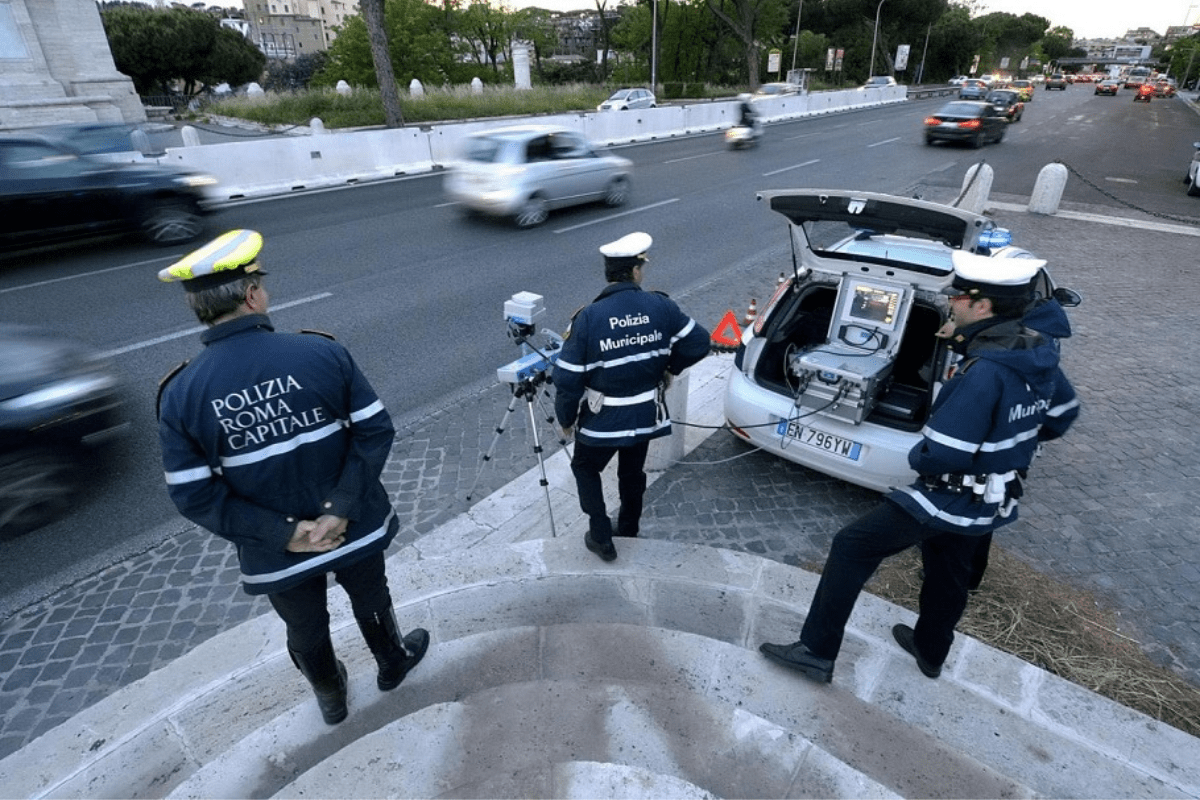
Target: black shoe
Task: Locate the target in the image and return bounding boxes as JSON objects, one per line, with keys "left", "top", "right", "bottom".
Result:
{"left": 379, "top": 628, "right": 430, "bottom": 691}
{"left": 891, "top": 624, "right": 942, "bottom": 679}
{"left": 759, "top": 641, "right": 833, "bottom": 683}
{"left": 358, "top": 608, "right": 430, "bottom": 691}
{"left": 290, "top": 643, "right": 349, "bottom": 725}
{"left": 584, "top": 531, "right": 617, "bottom": 562}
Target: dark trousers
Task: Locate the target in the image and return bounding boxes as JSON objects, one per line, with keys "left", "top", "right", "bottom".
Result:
{"left": 800, "top": 500, "right": 982, "bottom": 667}
{"left": 267, "top": 550, "right": 392, "bottom": 655}
{"left": 570, "top": 439, "right": 650, "bottom": 541}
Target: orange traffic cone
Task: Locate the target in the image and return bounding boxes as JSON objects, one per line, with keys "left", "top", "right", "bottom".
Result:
{"left": 743, "top": 298, "right": 758, "bottom": 327}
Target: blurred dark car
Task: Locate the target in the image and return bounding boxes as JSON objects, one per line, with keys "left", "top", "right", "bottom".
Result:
{"left": 0, "top": 324, "right": 126, "bottom": 539}
{"left": 986, "top": 89, "right": 1025, "bottom": 122}
{"left": 923, "top": 101, "right": 1008, "bottom": 147}
{"left": 0, "top": 133, "right": 219, "bottom": 251}
{"left": 1094, "top": 79, "right": 1120, "bottom": 96}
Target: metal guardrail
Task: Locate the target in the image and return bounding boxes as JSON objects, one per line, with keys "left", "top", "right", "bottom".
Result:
{"left": 906, "top": 85, "right": 961, "bottom": 99}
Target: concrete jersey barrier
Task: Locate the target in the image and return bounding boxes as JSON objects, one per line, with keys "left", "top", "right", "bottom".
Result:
{"left": 112, "top": 86, "right": 908, "bottom": 201}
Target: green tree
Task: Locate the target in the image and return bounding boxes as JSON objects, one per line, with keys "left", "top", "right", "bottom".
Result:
{"left": 457, "top": 2, "right": 513, "bottom": 76}
{"left": 101, "top": 5, "right": 264, "bottom": 96}
{"left": 317, "top": 0, "right": 455, "bottom": 93}
{"left": 704, "top": 0, "right": 791, "bottom": 87}
{"left": 1039, "top": 24, "right": 1074, "bottom": 65}
{"left": 1168, "top": 34, "right": 1200, "bottom": 85}
{"left": 512, "top": 8, "right": 559, "bottom": 76}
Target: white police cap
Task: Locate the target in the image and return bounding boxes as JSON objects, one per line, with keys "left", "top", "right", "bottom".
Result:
{"left": 158, "top": 229, "right": 266, "bottom": 292}
{"left": 599, "top": 232, "right": 652, "bottom": 270}
{"left": 944, "top": 250, "right": 1045, "bottom": 299}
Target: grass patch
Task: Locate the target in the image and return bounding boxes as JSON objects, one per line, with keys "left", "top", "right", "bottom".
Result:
{"left": 205, "top": 83, "right": 665, "bottom": 129}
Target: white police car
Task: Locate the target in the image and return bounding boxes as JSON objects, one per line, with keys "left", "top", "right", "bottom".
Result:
{"left": 723, "top": 189, "right": 1080, "bottom": 492}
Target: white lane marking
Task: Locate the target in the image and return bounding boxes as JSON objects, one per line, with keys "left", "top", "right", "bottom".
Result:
{"left": 0, "top": 256, "right": 175, "bottom": 294}
{"left": 1106, "top": 177, "right": 1138, "bottom": 184}
{"left": 868, "top": 137, "right": 902, "bottom": 148}
{"left": 553, "top": 198, "right": 680, "bottom": 233}
{"left": 665, "top": 150, "right": 725, "bottom": 164}
{"left": 763, "top": 159, "right": 820, "bottom": 177}
{"left": 98, "top": 293, "right": 334, "bottom": 358}
{"left": 783, "top": 131, "right": 822, "bottom": 141}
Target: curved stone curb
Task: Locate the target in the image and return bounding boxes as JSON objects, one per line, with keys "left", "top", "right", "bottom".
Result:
{"left": 1, "top": 537, "right": 1196, "bottom": 799}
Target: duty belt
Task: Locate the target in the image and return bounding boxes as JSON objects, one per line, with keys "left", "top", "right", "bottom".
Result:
{"left": 920, "top": 471, "right": 1017, "bottom": 503}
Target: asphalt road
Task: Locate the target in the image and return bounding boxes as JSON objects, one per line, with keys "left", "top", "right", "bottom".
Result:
{"left": 1, "top": 87, "right": 1197, "bottom": 617}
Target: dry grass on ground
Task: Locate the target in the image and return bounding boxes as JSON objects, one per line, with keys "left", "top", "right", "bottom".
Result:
{"left": 855, "top": 546, "right": 1200, "bottom": 738}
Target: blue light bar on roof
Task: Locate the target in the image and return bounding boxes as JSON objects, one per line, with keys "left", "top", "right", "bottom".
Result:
{"left": 977, "top": 227, "right": 1012, "bottom": 249}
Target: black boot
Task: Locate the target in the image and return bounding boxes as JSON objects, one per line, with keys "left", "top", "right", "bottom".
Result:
{"left": 356, "top": 607, "right": 430, "bottom": 691}
{"left": 288, "top": 637, "right": 348, "bottom": 725}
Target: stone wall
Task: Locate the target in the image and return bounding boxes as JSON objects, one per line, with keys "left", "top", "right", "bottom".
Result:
{"left": 0, "top": 0, "right": 144, "bottom": 131}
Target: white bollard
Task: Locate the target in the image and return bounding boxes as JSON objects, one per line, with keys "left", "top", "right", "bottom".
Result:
{"left": 958, "top": 162, "right": 993, "bottom": 214}
{"left": 130, "top": 128, "right": 151, "bottom": 153}
{"left": 1029, "top": 162, "right": 1068, "bottom": 215}
{"left": 180, "top": 125, "right": 201, "bottom": 147}
{"left": 646, "top": 371, "right": 690, "bottom": 472}
{"left": 409, "top": 79, "right": 424, "bottom": 97}
{"left": 471, "top": 77, "right": 484, "bottom": 95}
{"left": 309, "top": 118, "right": 327, "bottom": 135}
{"left": 336, "top": 80, "right": 352, "bottom": 96}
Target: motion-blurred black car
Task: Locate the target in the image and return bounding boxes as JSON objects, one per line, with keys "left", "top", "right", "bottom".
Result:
{"left": 986, "top": 89, "right": 1025, "bottom": 122}
{"left": 923, "top": 101, "right": 1008, "bottom": 147}
{"left": 0, "top": 324, "right": 126, "bottom": 538}
{"left": 0, "top": 133, "right": 219, "bottom": 251}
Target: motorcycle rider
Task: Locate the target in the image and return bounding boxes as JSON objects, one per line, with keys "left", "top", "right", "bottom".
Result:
{"left": 738, "top": 93, "right": 759, "bottom": 131}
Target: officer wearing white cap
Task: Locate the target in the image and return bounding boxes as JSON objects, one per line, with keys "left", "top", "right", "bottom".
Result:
{"left": 157, "top": 231, "right": 429, "bottom": 725}
{"left": 761, "top": 247, "right": 1079, "bottom": 685}
{"left": 554, "top": 232, "right": 710, "bottom": 562}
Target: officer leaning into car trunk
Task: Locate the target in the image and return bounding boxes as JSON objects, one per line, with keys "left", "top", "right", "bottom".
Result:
{"left": 155, "top": 230, "right": 429, "bottom": 725}
{"left": 760, "top": 252, "right": 1079, "bottom": 684}
{"left": 554, "top": 232, "right": 710, "bottom": 563}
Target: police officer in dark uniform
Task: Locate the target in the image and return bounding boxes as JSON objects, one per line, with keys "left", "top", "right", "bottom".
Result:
{"left": 554, "top": 232, "right": 711, "bottom": 562}
{"left": 156, "top": 230, "right": 429, "bottom": 725}
{"left": 760, "top": 253, "right": 1079, "bottom": 683}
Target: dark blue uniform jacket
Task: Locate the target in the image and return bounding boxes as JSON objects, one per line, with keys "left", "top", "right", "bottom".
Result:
{"left": 158, "top": 314, "right": 398, "bottom": 595}
{"left": 554, "top": 283, "right": 710, "bottom": 448}
{"left": 889, "top": 308, "right": 1079, "bottom": 534}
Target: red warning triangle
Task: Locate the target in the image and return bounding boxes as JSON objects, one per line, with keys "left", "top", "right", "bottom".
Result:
{"left": 710, "top": 311, "right": 743, "bottom": 350}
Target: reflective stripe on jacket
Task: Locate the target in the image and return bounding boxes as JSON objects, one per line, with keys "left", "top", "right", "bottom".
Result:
{"left": 888, "top": 317, "right": 1079, "bottom": 534}
{"left": 554, "top": 283, "right": 710, "bottom": 448}
{"left": 157, "top": 314, "right": 398, "bottom": 594}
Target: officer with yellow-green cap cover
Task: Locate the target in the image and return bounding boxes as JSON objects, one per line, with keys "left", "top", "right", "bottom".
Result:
{"left": 156, "top": 230, "right": 429, "bottom": 725}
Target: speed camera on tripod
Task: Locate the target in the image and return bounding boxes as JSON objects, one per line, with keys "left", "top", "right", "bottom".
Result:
{"left": 498, "top": 292, "right": 563, "bottom": 385}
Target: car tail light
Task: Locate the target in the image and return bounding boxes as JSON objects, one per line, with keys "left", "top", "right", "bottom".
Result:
{"left": 924, "top": 117, "right": 941, "bottom": 126}
{"left": 959, "top": 119, "right": 981, "bottom": 129}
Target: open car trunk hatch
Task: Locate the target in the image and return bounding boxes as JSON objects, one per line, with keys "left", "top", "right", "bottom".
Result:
{"left": 759, "top": 189, "right": 993, "bottom": 259}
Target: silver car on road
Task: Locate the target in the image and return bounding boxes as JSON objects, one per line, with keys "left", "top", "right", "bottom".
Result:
{"left": 443, "top": 125, "right": 633, "bottom": 228}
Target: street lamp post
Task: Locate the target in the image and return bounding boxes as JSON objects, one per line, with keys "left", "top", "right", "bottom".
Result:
{"left": 868, "top": 0, "right": 887, "bottom": 79}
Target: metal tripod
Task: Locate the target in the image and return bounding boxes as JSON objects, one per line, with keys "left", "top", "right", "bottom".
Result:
{"left": 466, "top": 372, "right": 564, "bottom": 537}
